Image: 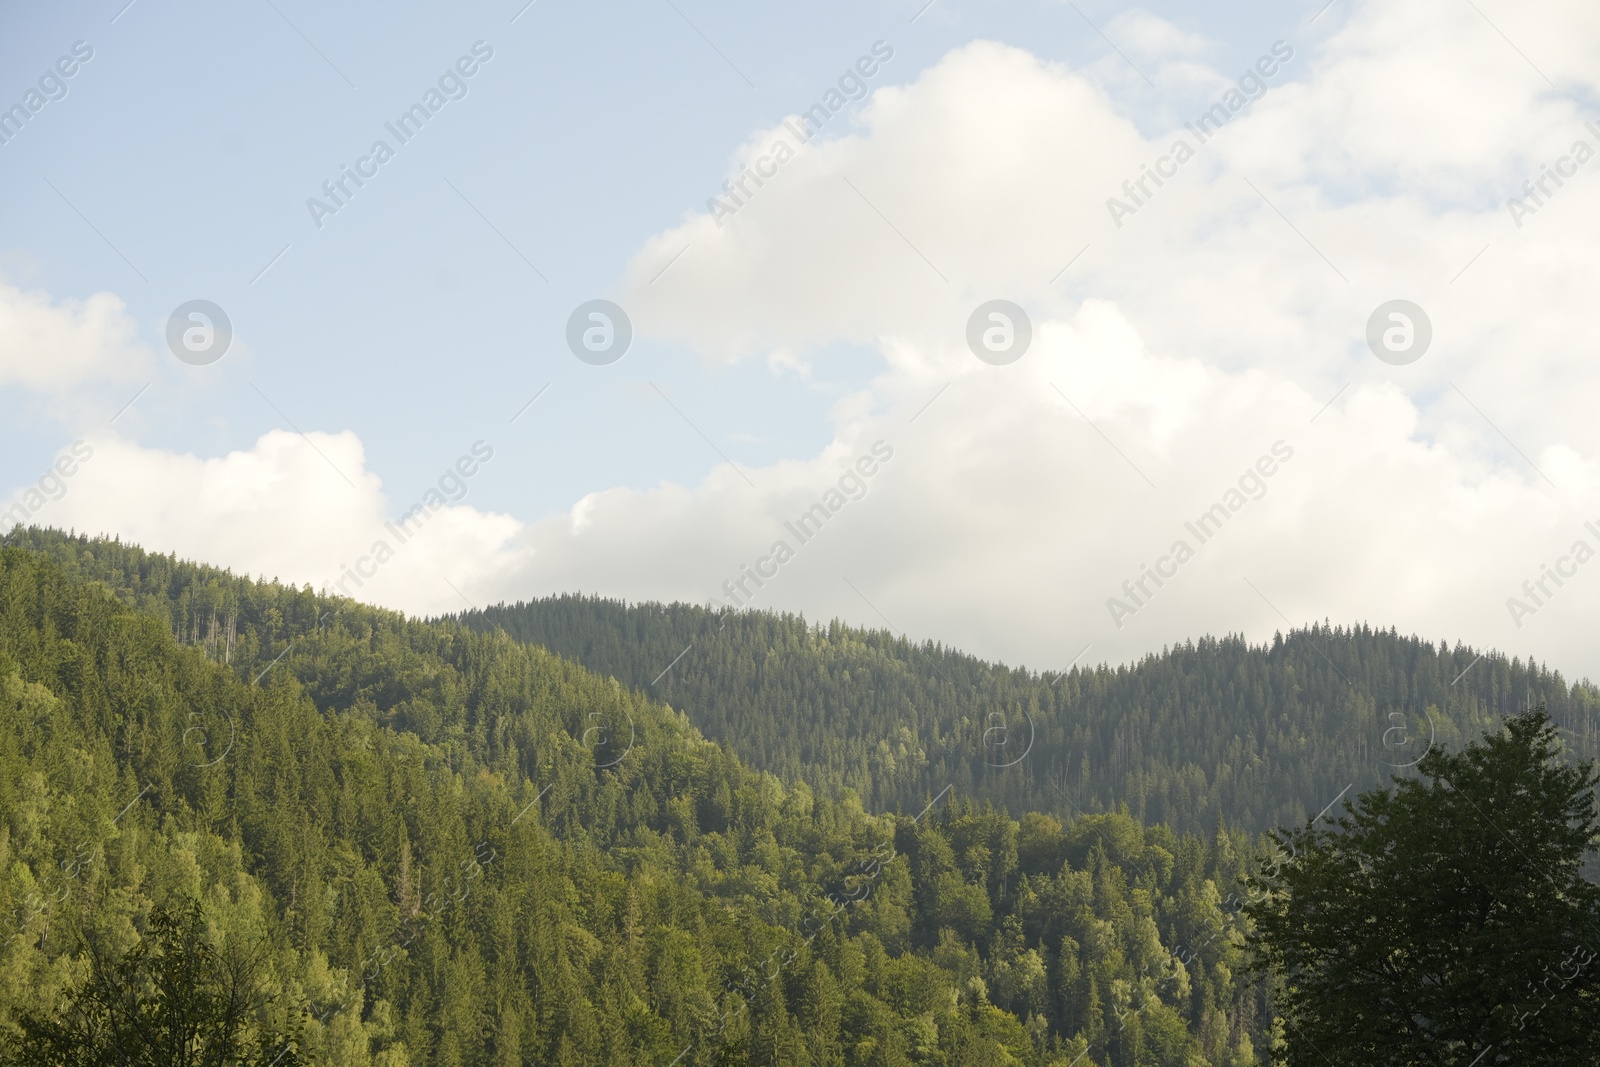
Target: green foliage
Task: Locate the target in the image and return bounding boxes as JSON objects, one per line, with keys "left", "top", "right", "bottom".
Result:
{"left": 2, "top": 898, "right": 297, "bottom": 1066}
{"left": 1244, "top": 709, "right": 1600, "bottom": 1065}
{"left": 0, "top": 530, "right": 1279, "bottom": 1064}
{"left": 445, "top": 593, "right": 1600, "bottom": 836}
{"left": 9, "top": 528, "right": 1597, "bottom": 1065}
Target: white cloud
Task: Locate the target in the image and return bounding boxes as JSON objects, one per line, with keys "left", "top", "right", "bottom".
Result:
{"left": 9, "top": 0, "right": 1600, "bottom": 684}
{"left": 505, "top": 299, "right": 1596, "bottom": 676}
{"left": 7, "top": 429, "right": 530, "bottom": 618}
{"left": 0, "top": 281, "right": 151, "bottom": 395}
{"left": 584, "top": 0, "right": 1600, "bottom": 677}
{"left": 620, "top": 39, "right": 1145, "bottom": 361}
{"left": 1104, "top": 9, "right": 1211, "bottom": 62}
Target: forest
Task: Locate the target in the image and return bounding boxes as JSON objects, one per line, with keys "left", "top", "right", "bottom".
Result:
{"left": 451, "top": 593, "right": 1600, "bottom": 835}
{"left": 0, "top": 527, "right": 1593, "bottom": 1064}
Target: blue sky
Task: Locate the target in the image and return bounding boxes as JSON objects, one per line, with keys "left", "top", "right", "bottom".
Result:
{"left": 2, "top": 0, "right": 1303, "bottom": 517}
{"left": 6, "top": 0, "right": 1600, "bottom": 681}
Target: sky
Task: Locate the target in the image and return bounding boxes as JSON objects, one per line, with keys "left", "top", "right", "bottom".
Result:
{"left": 3, "top": 0, "right": 1600, "bottom": 683}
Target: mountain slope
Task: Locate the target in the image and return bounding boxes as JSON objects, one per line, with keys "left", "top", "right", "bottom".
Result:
{"left": 0, "top": 528, "right": 1273, "bottom": 1066}
{"left": 447, "top": 594, "right": 1600, "bottom": 836}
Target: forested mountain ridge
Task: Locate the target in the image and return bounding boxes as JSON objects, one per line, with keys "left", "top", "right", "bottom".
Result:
{"left": 448, "top": 594, "right": 1600, "bottom": 837}
{"left": 0, "top": 528, "right": 1272, "bottom": 1065}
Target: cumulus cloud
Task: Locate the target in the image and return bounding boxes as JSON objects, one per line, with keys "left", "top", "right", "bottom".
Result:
{"left": 618, "top": 38, "right": 1152, "bottom": 362}
{"left": 507, "top": 299, "right": 1596, "bottom": 675}
{"left": 7, "top": 429, "right": 530, "bottom": 618}
{"left": 9, "top": 0, "right": 1600, "bottom": 682}
{"left": 578, "top": 0, "right": 1600, "bottom": 675}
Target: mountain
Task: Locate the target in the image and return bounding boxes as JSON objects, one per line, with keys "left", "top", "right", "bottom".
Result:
{"left": 449, "top": 595, "right": 1600, "bottom": 837}
{"left": 0, "top": 527, "right": 1271, "bottom": 1066}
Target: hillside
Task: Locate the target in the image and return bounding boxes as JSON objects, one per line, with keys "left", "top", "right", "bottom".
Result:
{"left": 448, "top": 595, "right": 1600, "bottom": 837}
{"left": 0, "top": 528, "right": 1273, "bottom": 1066}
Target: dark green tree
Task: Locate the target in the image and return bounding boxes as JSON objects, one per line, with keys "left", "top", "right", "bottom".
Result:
{"left": 2, "top": 899, "right": 298, "bottom": 1067}
{"left": 1245, "top": 709, "right": 1600, "bottom": 1065}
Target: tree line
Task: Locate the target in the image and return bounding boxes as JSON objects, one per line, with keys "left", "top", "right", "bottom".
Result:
{"left": 3, "top": 528, "right": 1595, "bottom": 1064}
{"left": 450, "top": 592, "right": 1600, "bottom": 836}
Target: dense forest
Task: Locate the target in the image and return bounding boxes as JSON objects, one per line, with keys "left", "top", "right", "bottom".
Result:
{"left": 450, "top": 595, "right": 1600, "bottom": 835}
{"left": 0, "top": 528, "right": 1275, "bottom": 1065}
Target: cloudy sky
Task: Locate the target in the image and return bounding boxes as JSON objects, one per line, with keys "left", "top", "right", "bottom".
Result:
{"left": 4, "top": 0, "right": 1599, "bottom": 681}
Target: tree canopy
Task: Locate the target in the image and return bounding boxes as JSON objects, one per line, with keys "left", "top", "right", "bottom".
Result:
{"left": 3, "top": 897, "right": 298, "bottom": 1067}
{"left": 1, "top": 528, "right": 1596, "bottom": 1065}
{"left": 1244, "top": 709, "right": 1600, "bottom": 1065}
{"left": 0, "top": 530, "right": 1273, "bottom": 1064}
{"left": 449, "top": 592, "right": 1600, "bottom": 836}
